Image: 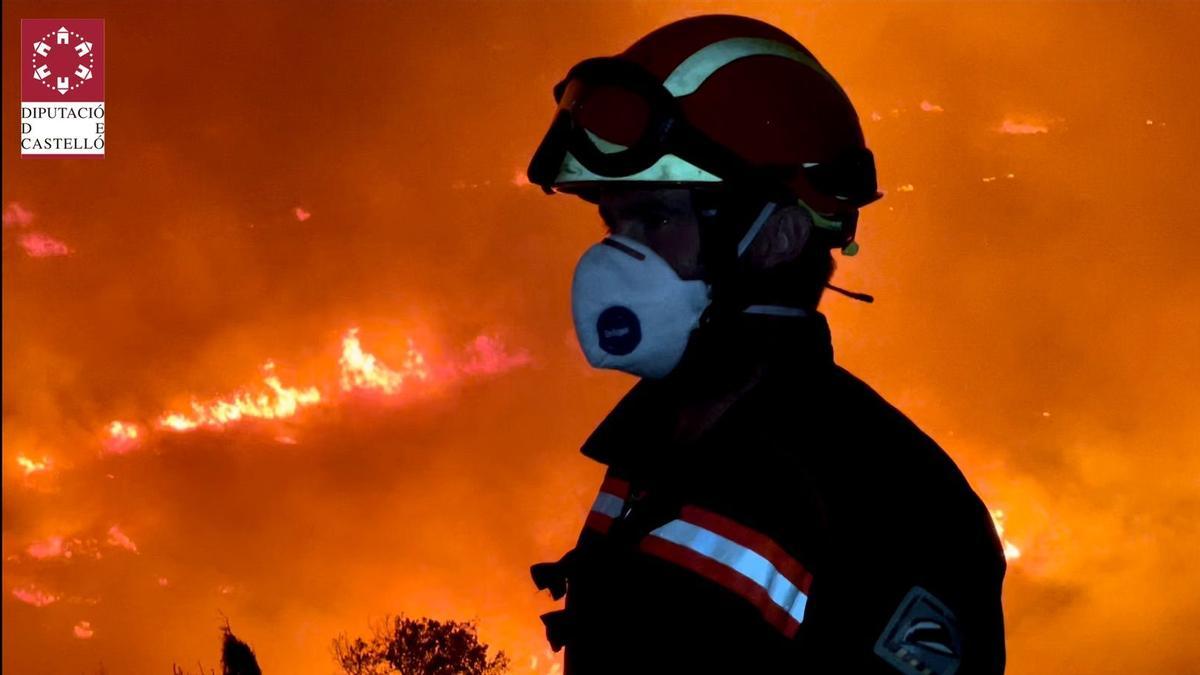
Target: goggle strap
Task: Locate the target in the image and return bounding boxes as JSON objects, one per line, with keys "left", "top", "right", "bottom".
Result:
{"left": 736, "top": 201, "right": 778, "bottom": 258}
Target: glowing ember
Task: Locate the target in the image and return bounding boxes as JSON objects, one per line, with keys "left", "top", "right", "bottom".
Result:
{"left": 105, "top": 421, "right": 142, "bottom": 454}
{"left": 997, "top": 117, "right": 1050, "bottom": 135}
{"left": 339, "top": 328, "right": 430, "bottom": 394}
{"left": 26, "top": 536, "right": 66, "bottom": 560}
{"left": 16, "top": 455, "right": 50, "bottom": 476}
{"left": 294, "top": 206, "right": 311, "bottom": 221}
{"left": 106, "top": 525, "right": 139, "bottom": 553}
{"left": 12, "top": 586, "right": 60, "bottom": 607}
{"left": 73, "top": 621, "right": 94, "bottom": 639}
{"left": 157, "top": 577, "right": 170, "bottom": 587}
{"left": 159, "top": 361, "right": 321, "bottom": 431}
{"left": 919, "top": 99, "right": 944, "bottom": 112}
{"left": 990, "top": 509, "right": 1022, "bottom": 561}
{"left": 2, "top": 201, "right": 35, "bottom": 227}
{"left": 459, "top": 335, "right": 532, "bottom": 375}
{"left": 18, "top": 231, "right": 72, "bottom": 257}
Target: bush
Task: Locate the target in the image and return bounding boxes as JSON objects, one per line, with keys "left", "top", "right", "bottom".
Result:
{"left": 332, "top": 615, "right": 509, "bottom": 675}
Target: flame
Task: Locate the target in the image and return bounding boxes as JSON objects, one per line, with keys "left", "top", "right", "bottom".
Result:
{"left": 106, "top": 525, "right": 139, "bottom": 553}
{"left": 997, "top": 117, "right": 1050, "bottom": 135}
{"left": 990, "top": 509, "right": 1022, "bottom": 561}
{"left": 458, "top": 335, "right": 532, "bottom": 375}
{"left": 26, "top": 536, "right": 66, "bottom": 560}
{"left": 12, "top": 585, "right": 60, "bottom": 607}
{"left": 158, "top": 361, "right": 321, "bottom": 431}
{"left": 18, "top": 231, "right": 72, "bottom": 257}
{"left": 93, "top": 327, "right": 527, "bottom": 442}
{"left": 339, "top": 328, "right": 430, "bottom": 394}
{"left": 73, "top": 621, "right": 94, "bottom": 639}
{"left": 16, "top": 454, "right": 50, "bottom": 476}
{"left": 104, "top": 421, "right": 142, "bottom": 454}
{"left": 2, "top": 201, "right": 35, "bottom": 227}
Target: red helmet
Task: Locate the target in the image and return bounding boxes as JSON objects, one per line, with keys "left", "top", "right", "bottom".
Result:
{"left": 528, "top": 14, "right": 883, "bottom": 254}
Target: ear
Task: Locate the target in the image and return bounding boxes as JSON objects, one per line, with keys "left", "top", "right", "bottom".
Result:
{"left": 746, "top": 204, "right": 812, "bottom": 270}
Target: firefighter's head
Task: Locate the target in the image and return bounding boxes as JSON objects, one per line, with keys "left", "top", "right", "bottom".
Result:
{"left": 528, "top": 14, "right": 882, "bottom": 378}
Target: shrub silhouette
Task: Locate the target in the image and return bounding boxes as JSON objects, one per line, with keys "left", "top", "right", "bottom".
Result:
{"left": 332, "top": 615, "right": 509, "bottom": 675}
{"left": 172, "top": 622, "right": 261, "bottom": 675}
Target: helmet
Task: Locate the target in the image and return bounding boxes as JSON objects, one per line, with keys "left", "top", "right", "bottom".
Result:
{"left": 527, "top": 14, "right": 883, "bottom": 255}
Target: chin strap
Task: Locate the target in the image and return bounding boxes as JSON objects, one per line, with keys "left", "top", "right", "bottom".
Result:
{"left": 743, "top": 304, "right": 808, "bottom": 317}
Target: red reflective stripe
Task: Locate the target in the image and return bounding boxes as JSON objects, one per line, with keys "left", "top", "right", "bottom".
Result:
{"left": 600, "top": 476, "right": 630, "bottom": 499}
{"left": 584, "top": 511, "right": 614, "bottom": 534}
{"left": 679, "top": 505, "right": 813, "bottom": 593}
{"left": 640, "top": 535, "right": 802, "bottom": 638}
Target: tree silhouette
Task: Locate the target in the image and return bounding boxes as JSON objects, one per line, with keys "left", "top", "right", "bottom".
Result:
{"left": 221, "top": 624, "right": 262, "bottom": 675}
{"left": 332, "top": 616, "right": 509, "bottom": 675}
{"left": 172, "top": 622, "right": 260, "bottom": 675}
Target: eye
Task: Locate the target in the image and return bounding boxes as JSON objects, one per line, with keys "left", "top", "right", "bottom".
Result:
{"left": 642, "top": 210, "right": 671, "bottom": 230}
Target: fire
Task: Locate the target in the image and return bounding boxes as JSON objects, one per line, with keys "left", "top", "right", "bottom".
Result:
{"left": 459, "top": 335, "right": 532, "bottom": 375}
{"left": 18, "top": 231, "right": 72, "bottom": 257}
{"left": 73, "top": 621, "right": 94, "bottom": 639}
{"left": 16, "top": 454, "right": 50, "bottom": 476}
{"left": 89, "top": 327, "right": 527, "bottom": 443}
{"left": 997, "top": 117, "right": 1050, "bottom": 135}
{"left": 159, "top": 361, "right": 321, "bottom": 431}
{"left": 105, "top": 421, "right": 142, "bottom": 454}
{"left": 26, "top": 536, "right": 66, "bottom": 560}
{"left": 12, "top": 586, "right": 60, "bottom": 607}
{"left": 106, "top": 525, "right": 139, "bottom": 553}
{"left": 339, "top": 328, "right": 430, "bottom": 394}
{"left": 990, "top": 509, "right": 1022, "bottom": 561}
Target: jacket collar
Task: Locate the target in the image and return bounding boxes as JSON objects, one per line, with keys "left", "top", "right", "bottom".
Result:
{"left": 580, "top": 310, "right": 835, "bottom": 470}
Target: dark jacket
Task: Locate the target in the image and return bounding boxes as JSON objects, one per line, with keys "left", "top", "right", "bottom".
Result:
{"left": 532, "top": 311, "right": 1006, "bottom": 674}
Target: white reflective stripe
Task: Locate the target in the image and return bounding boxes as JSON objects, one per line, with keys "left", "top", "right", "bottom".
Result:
{"left": 736, "top": 201, "right": 777, "bottom": 257}
{"left": 649, "top": 519, "right": 809, "bottom": 623}
{"left": 743, "top": 304, "right": 809, "bottom": 317}
{"left": 663, "top": 37, "right": 840, "bottom": 98}
{"left": 591, "top": 491, "right": 625, "bottom": 518}
{"left": 555, "top": 150, "right": 723, "bottom": 185}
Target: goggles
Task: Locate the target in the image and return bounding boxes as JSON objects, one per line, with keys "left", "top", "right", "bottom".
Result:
{"left": 527, "top": 56, "right": 882, "bottom": 221}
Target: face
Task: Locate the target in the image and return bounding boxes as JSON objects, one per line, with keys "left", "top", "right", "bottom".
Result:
{"left": 581, "top": 187, "right": 705, "bottom": 280}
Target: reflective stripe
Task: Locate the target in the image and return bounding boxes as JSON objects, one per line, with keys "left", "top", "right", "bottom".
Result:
{"left": 591, "top": 491, "right": 624, "bottom": 519}
{"left": 555, "top": 149, "right": 723, "bottom": 186}
{"left": 584, "top": 476, "right": 631, "bottom": 534}
{"left": 641, "top": 506, "right": 812, "bottom": 637}
{"left": 663, "top": 37, "right": 842, "bottom": 98}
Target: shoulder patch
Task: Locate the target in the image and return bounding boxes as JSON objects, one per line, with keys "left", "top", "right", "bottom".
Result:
{"left": 873, "top": 586, "right": 962, "bottom": 675}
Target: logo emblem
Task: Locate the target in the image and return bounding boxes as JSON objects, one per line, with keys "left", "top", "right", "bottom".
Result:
{"left": 874, "top": 586, "right": 963, "bottom": 675}
{"left": 20, "top": 19, "right": 105, "bottom": 157}
{"left": 30, "top": 25, "right": 97, "bottom": 96}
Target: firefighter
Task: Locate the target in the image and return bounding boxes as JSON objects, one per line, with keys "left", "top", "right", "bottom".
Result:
{"left": 526, "top": 14, "right": 1006, "bottom": 675}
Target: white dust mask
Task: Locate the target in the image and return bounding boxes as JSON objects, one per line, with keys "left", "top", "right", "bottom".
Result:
{"left": 570, "top": 235, "right": 711, "bottom": 379}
